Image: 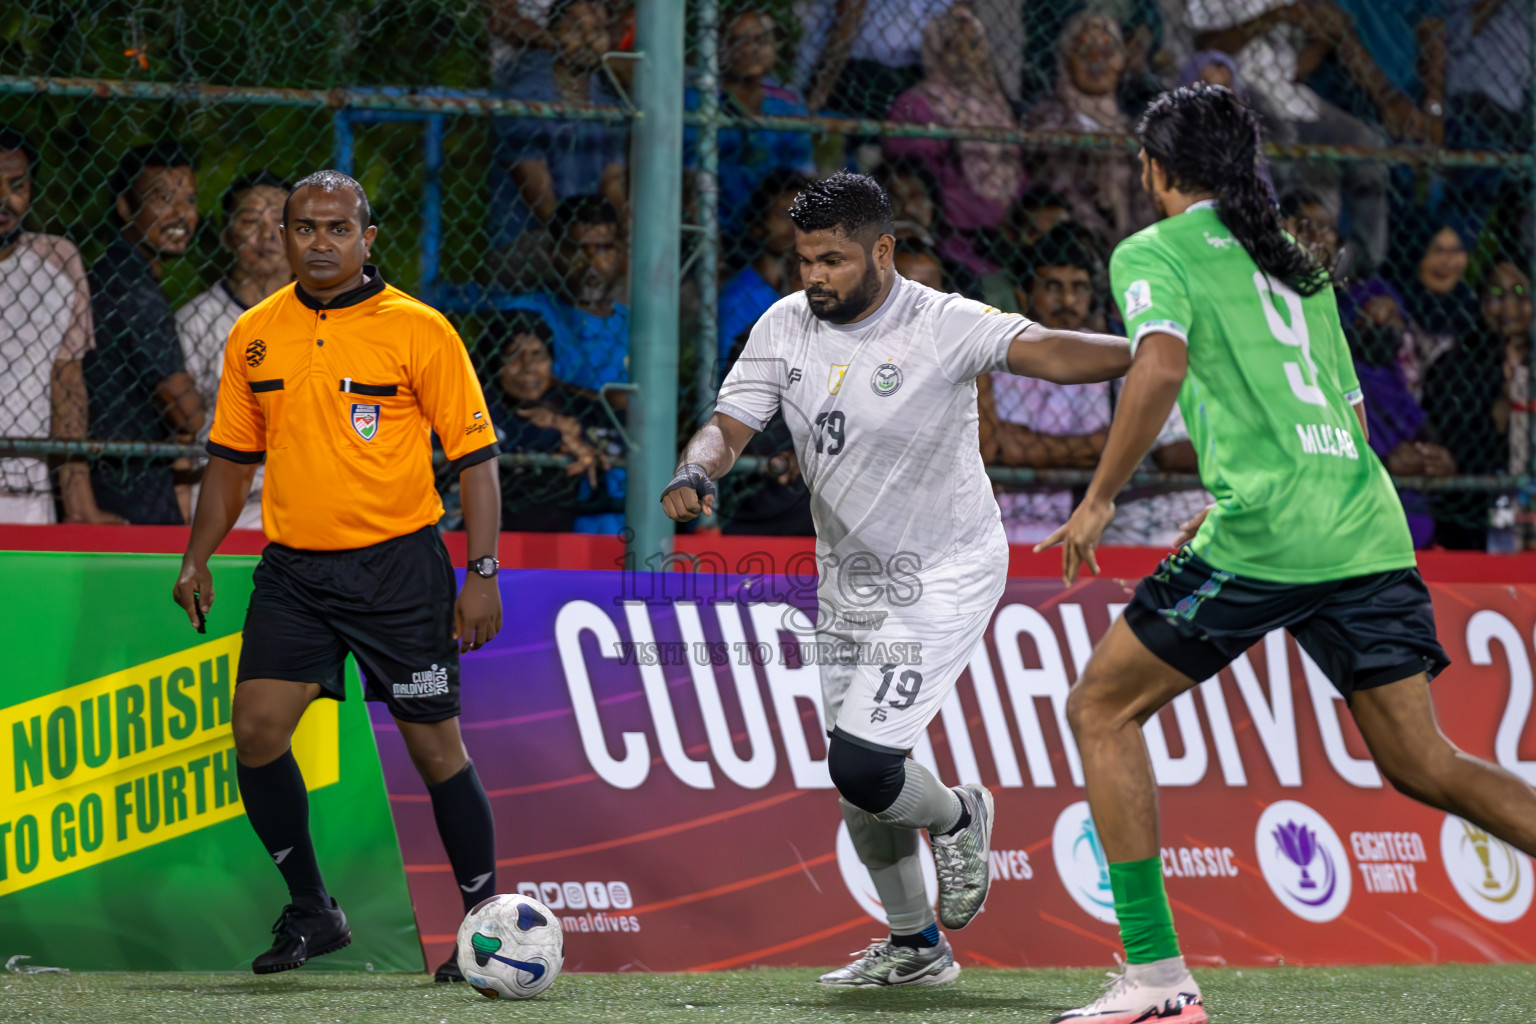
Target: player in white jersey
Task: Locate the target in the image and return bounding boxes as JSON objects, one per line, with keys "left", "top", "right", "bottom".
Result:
{"left": 0, "top": 125, "right": 116, "bottom": 524}
{"left": 662, "top": 172, "right": 1131, "bottom": 986}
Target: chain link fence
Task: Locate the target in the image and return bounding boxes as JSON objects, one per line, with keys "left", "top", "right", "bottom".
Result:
{"left": 2, "top": 1, "right": 1533, "bottom": 550}
{"left": 1, "top": 0, "right": 635, "bottom": 533}
{"left": 689, "top": 0, "right": 1536, "bottom": 550}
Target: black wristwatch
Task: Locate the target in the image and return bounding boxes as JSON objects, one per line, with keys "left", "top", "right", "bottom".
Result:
{"left": 468, "top": 555, "right": 499, "bottom": 579}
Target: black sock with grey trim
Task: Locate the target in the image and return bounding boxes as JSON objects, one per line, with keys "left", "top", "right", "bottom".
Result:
{"left": 237, "top": 749, "right": 329, "bottom": 909}
{"left": 429, "top": 760, "right": 498, "bottom": 913}
{"left": 891, "top": 924, "right": 941, "bottom": 949}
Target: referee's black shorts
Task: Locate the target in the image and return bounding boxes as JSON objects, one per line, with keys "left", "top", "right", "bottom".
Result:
{"left": 237, "top": 524, "right": 461, "bottom": 723}
{"left": 1123, "top": 547, "right": 1450, "bottom": 701}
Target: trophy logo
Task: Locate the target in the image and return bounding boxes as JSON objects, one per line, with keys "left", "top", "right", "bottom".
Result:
{"left": 1441, "top": 815, "right": 1532, "bottom": 923}
{"left": 1255, "top": 801, "right": 1351, "bottom": 922}
{"left": 1272, "top": 820, "right": 1334, "bottom": 900}
{"left": 1461, "top": 822, "right": 1503, "bottom": 892}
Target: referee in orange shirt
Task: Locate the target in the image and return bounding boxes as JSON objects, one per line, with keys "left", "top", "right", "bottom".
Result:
{"left": 173, "top": 171, "right": 501, "bottom": 980}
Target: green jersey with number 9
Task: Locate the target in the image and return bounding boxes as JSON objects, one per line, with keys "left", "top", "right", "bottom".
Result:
{"left": 1109, "top": 201, "right": 1415, "bottom": 583}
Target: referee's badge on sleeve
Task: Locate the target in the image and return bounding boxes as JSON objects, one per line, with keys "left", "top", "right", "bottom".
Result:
{"left": 351, "top": 403, "right": 380, "bottom": 441}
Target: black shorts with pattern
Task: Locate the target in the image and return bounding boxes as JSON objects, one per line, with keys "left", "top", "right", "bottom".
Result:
{"left": 1123, "top": 547, "right": 1450, "bottom": 700}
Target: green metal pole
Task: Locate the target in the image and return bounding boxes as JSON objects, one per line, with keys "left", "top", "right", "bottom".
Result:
{"left": 625, "top": 0, "right": 685, "bottom": 565}
{"left": 695, "top": 0, "right": 721, "bottom": 426}
{"left": 1526, "top": 8, "right": 1536, "bottom": 545}
{"left": 691, "top": 0, "right": 723, "bottom": 531}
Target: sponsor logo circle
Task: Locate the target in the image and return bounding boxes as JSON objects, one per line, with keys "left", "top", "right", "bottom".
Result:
{"left": 245, "top": 338, "right": 267, "bottom": 367}
{"left": 1051, "top": 801, "right": 1117, "bottom": 924}
{"left": 1254, "top": 800, "right": 1351, "bottom": 922}
{"left": 870, "top": 362, "right": 903, "bottom": 397}
{"left": 835, "top": 819, "right": 936, "bottom": 926}
{"left": 1439, "top": 814, "right": 1532, "bottom": 923}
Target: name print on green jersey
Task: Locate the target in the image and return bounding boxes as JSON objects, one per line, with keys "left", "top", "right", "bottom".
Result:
{"left": 1294, "top": 422, "right": 1359, "bottom": 460}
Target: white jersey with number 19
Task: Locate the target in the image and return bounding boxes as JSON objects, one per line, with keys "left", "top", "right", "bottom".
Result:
{"left": 715, "top": 275, "right": 1028, "bottom": 750}
{"left": 717, "top": 274, "right": 1027, "bottom": 604}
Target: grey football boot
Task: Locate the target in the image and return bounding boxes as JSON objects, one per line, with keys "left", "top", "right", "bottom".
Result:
{"left": 929, "top": 784, "right": 994, "bottom": 929}
{"left": 817, "top": 933, "right": 960, "bottom": 988}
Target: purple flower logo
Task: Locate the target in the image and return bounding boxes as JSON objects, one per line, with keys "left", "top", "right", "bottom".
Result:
{"left": 1273, "top": 821, "right": 1318, "bottom": 888}
{"left": 1272, "top": 819, "right": 1336, "bottom": 906}
{"left": 1255, "top": 801, "right": 1352, "bottom": 922}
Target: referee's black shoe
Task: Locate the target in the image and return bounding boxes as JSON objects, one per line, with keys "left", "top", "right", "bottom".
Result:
{"left": 252, "top": 900, "right": 351, "bottom": 974}
{"left": 434, "top": 956, "right": 465, "bottom": 983}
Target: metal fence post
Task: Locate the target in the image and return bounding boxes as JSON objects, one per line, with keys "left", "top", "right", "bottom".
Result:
{"left": 694, "top": 0, "right": 721, "bottom": 427}
{"left": 1529, "top": 9, "right": 1536, "bottom": 489}
{"left": 625, "top": 0, "right": 685, "bottom": 564}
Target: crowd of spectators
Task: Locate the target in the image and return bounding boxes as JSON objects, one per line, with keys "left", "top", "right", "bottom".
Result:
{"left": 688, "top": 0, "right": 1534, "bottom": 550}
{"left": 1, "top": 0, "right": 1533, "bottom": 549}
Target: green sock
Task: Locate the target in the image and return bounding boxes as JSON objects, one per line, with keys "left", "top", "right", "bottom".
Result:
{"left": 1108, "top": 857, "right": 1181, "bottom": 964}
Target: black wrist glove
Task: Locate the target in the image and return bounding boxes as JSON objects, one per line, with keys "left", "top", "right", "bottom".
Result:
{"left": 661, "top": 463, "right": 716, "bottom": 504}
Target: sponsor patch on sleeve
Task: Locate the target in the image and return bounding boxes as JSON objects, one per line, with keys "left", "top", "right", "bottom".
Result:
{"left": 1123, "top": 279, "right": 1153, "bottom": 317}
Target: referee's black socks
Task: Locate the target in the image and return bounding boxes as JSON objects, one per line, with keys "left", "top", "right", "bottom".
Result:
{"left": 237, "top": 749, "right": 330, "bottom": 909}
{"left": 428, "top": 760, "right": 497, "bottom": 913}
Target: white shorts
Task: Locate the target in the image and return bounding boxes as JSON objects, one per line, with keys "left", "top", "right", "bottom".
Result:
{"left": 817, "top": 560, "right": 1005, "bottom": 753}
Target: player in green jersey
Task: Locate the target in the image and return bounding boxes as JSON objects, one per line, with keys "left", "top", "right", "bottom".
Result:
{"left": 1039, "top": 85, "right": 1536, "bottom": 1024}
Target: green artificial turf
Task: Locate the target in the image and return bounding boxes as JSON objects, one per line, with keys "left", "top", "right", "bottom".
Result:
{"left": 5, "top": 964, "right": 1535, "bottom": 1024}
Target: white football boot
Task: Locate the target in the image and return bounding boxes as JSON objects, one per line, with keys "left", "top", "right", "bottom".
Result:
{"left": 1050, "top": 955, "right": 1207, "bottom": 1023}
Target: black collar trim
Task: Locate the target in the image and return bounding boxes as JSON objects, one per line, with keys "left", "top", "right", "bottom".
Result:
{"left": 294, "top": 265, "right": 386, "bottom": 311}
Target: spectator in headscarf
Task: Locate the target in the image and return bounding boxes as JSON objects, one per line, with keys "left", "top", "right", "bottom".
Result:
{"left": 795, "top": 0, "right": 1026, "bottom": 118}
{"left": 1172, "top": 53, "right": 1287, "bottom": 196}
{"left": 1020, "top": 0, "right": 1166, "bottom": 113}
{"left": 1422, "top": 260, "right": 1527, "bottom": 548}
{"left": 1024, "top": 10, "right": 1154, "bottom": 244}
{"left": 1176, "top": 49, "right": 1240, "bottom": 92}
{"left": 1343, "top": 278, "right": 1455, "bottom": 548}
{"left": 1387, "top": 213, "right": 1478, "bottom": 396}
{"left": 883, "top": 3, "right": 1026, "bottom": 281}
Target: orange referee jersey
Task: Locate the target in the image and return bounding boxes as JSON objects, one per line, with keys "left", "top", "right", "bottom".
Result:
{"left": 207, "top": 267, "right": 496, "bottom": 550}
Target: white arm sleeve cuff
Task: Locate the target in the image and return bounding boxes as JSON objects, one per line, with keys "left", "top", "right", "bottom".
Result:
{"left": 1130, "top": 319, "right": 1189, "bottom": 355}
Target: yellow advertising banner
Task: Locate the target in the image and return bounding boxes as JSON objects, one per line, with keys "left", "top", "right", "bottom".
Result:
{"left": 0, "top": 633, "right": 337, "bottom": 896}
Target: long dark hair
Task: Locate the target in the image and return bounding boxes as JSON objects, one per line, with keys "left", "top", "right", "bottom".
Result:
{"left": 1139, "top": 84, "right": 1328, "bottom": 296}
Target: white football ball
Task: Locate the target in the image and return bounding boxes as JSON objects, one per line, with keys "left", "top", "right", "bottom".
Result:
{"left": 455, "top": 893, "right": 564, "bottom": 999}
